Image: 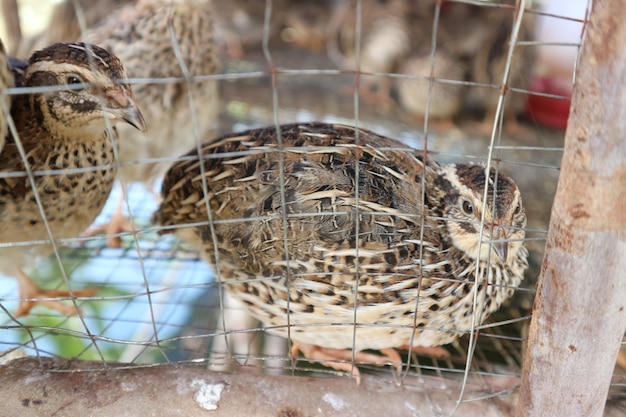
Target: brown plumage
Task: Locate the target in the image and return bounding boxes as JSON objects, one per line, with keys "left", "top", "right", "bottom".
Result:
{"left": 212, "top": 0, "right": 284, "bottom": 59}
{"left": 81, "top": 0, "right": 219, "bottom": 247}
{"left": 154, "top": 122, "right": 529, "bottom": 380}
{"left": 0, "top": 42, "right": 145, "bottom": 316}
{"left": 0, "top": 39, "right": 14, "bottom": 153}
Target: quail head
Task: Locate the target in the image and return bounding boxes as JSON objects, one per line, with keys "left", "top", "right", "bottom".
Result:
{"left": 0, "top": 39, "right": 14, "bottom": 153}
{"left": 328, "top": 0, "right": 411, "bottom": 102}
{"left": 154, "top": 122, "right": 529, "bottom": 380}
{"left": 81, "top": 0, "right": 219, "bottom": 247}
{"left": 0, "top": 42, "right": 145, "bottom": 317}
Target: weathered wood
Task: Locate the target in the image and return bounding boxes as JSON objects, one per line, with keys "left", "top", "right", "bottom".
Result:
{"left": 0, "top": 357, "right": 522, "bottom": 417}
{"left": 516, "top": 0, "right": 626, "bottom": 416}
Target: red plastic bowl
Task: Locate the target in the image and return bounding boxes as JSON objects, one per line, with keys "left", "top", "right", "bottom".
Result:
{"left": 525, "top": 77, "right": 572, "bottom": 130}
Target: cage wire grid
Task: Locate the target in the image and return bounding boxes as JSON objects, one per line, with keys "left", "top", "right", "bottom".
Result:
{"left": 0, "top": 0, "right": 623, "bottom": 415}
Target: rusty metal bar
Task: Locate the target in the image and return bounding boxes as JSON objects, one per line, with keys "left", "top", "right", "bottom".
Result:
{"left": 516, "top": 0, "right": 626, "bottom": 416}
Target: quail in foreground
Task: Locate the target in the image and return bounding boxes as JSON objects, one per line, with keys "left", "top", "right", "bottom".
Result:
{"left": 154, "top": 122, "right": 529, "bottom": 380}
{"left": 81, "top": 0, "right": 219, "bottom": 247}
{"left": 0, "top": 39, "right": 14, "bottom": 153}
{"left": 0, "top": 42, "right": 146, "bottom": 317}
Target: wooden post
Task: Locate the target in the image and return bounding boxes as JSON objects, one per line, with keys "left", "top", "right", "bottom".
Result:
{"left": 516, "top": 0, "right": 626, "bottom": 416}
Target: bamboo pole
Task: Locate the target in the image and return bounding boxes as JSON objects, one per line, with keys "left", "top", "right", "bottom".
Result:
{"left": 516, "top": 0, "right": 626, "bottom": 415}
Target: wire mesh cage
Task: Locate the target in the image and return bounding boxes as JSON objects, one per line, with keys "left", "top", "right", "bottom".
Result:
{"left": 0, "top": 0, "right": 624, "bottom": 416}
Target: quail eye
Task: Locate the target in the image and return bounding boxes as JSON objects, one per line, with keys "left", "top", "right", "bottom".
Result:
{"left": 66, "top": 75, "right": 84, "bottom": 90}
{"left": 461, "top": 200, "right": 474, "bottom": 216}
{"left": 514, "top": 201, "right": 522, "bottom": 215}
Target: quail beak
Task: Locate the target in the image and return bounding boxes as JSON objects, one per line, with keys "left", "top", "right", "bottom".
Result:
{"left": 491, "top": 225, "right": 509, "bottom": 262}
{"left": 103, "top": 89, "right": 147, "bottom": 132}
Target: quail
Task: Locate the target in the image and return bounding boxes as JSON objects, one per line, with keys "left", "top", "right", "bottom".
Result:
{"left": 0, "top": 42, "right": 146, "bottom": 317}
{"left": 81, "top": 0, "right": 219, "bottom": 247}
{"left": 280, "top": 0, "right": 332, "bottom": 52}
{"left": 328, "top": 0, "right": 411, "bottom": 102}
{"left": 154, "top": 122, "right": 529, "bottom": 380}
{"left": 0, "top": 39, "right": 14, "bottom": 153}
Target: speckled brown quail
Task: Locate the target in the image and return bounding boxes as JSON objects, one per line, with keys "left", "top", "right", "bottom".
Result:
{"left": 154, "top": 122, "right": 529, "bottom": 380}
{"left": 0, "top": 39, "right": 14, "bottom": 153}
{"left": 0, "top": 42, "right": 145, "bottom": 317}
{"left": 328, "top": 0, "right": 411, "bottom": 102}
{"left": 81, "top": 0, "right": 219, "bottom": 247}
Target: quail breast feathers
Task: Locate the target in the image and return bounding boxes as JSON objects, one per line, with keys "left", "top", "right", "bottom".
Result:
{"left": 0, "top": 42, "right": 145, "bottom": 316}
{"left": 154, "top": 122, "right": 528, "bottom": 377}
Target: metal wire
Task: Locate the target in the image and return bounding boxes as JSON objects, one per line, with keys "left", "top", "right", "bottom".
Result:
{"left": 1, "top": 0, "right": 619, "bottom": 415}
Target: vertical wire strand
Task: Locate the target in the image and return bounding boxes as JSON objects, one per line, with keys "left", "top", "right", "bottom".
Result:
{"left": 452, "top": 0, "right": 527, "bottom": 414}
{"left": 404, "top": 0, "right": 443, "bottom": 384}
{"left": 177, "top": 1, "right": 234, "bottom": 369}
{"left": 261, "top": 0, "right": 296, "bottom": 375}
{"left": 349, "top": 0, "right": 363, "bottom": 378}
